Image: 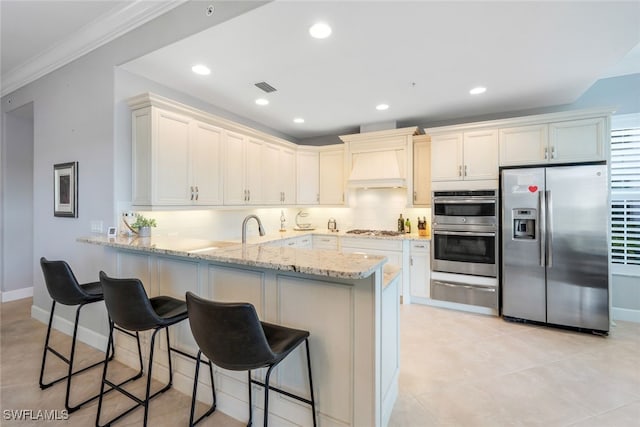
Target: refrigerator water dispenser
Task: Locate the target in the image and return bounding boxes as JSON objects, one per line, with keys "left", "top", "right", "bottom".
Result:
{"left": 513, "top": 209, "right": 536, "bottom": 239}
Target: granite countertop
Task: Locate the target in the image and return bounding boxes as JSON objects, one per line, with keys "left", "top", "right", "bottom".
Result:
{"left": 244, "top": 229, "right": 431, "bottom": 244}
{"left": 78, "top": 235, "right": 387, "bottom": 280}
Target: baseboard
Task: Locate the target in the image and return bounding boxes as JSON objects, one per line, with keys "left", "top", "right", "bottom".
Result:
{"left": 612, "top": 307, "right": 640, "bottom": 323}
{"left": 1, "top": 286, "right": 33, "bottom": 302}
{"left": 31, "top": 305, "right": 109, "bottom": 352}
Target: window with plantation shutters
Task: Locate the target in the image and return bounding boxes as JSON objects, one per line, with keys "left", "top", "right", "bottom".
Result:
{"left": 610, "top": 119, "right": 640, "bottom": 272}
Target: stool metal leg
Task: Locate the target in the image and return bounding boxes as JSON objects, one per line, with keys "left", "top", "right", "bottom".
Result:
{"left": 263, "top": 366, "right": 275, "bottom": 427}
{"left": 247, "top": 370, "right": 253, "bottom": 427}
{"left": 305, "top": 339, "right": 317, "bottom": 427}
{"left": 96, "top": 321, "right": 145, "bottom": 427}
{"left": 189, "top": 350, "right": 217, "bottom": 426}
{"left": 39, "top": 301, "right": 115, "bottom": 413}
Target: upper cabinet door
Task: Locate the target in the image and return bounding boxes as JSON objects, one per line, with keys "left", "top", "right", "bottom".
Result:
{"left": 549, "top": 117, "right": 606, "bottom": 164}
{"left": 224, "top": 130, "right": 247, "bottom": 205}
{"left": 296, "top": 150, "right": 319, "bottom": 205}
{"left": 245, "top": 137, "right": 264, "bottom": 205}
{"left": 463, "top": 130, "right": 498, "bottom": 180}
{"left": 499, "top": 124, "right": 548, "bottom": 166}
{"left": 190, "top": 121, "right": 223, "bottom": 205}
{"left": 412, "top": 135, "right": 431, "bottom": 205}
{"left": 154, "top": 109, "right": 191, "bottom": 205}
{"left": 431, "top": 133, "right": 463, "bottom": 181}
{"left": 319, "top": 149, "right": 345, "bottom": 205}
{"left": 261, "top": 142, "right": 281, "bottom": 205}
{"left": 279, "top": 147, "right": 296, "bottom": 204}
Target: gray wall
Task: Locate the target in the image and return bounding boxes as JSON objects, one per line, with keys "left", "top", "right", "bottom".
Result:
{"left": 2, "top": 103, "right": 34, "bottom": 293}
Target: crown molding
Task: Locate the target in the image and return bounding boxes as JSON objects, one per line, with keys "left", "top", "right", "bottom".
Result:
{"left": 1, "top": 0, "right": 187, "bottom": 97}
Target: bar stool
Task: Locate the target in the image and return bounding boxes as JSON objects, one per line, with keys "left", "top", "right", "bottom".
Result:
{"left": 39, "top": 257, "right": 117, "bottom": 413}
{"left": 96, "top": 272, "right": 215, "bottom": 427}
{"left": 185, "top": 291, "right": 317, "bottom": 427}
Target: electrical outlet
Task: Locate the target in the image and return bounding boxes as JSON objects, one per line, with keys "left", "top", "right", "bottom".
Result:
{"left": 90, "top": 220, "right": 103, "bottom": 233}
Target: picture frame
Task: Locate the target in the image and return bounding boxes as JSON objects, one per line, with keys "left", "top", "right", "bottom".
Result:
{"left": 54, "top": 162, "right": 78, "bottom": 217}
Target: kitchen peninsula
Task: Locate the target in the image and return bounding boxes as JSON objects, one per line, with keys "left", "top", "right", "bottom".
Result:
{"left": 78, "top": 233, "right": 400, "bottom": 427}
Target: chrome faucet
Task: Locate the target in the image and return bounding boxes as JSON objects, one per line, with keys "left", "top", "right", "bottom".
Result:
{"left": 242, "top": 215, "right": 266, "bottom": 243}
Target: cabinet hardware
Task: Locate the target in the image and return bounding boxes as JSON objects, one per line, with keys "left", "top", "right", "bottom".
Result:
{"left": 551, "top": 146, "right": 556, "bottom": 159}
{"left": 248, "top": 190, "right": 250, "bottom": 201}
{"left": 413, "top": 191, "right": 417, "bottom": 202}
{"left": 190, "top": 186, "right": 194, "bottom": 201}
{"left": 414, "top": 244, "right": 426, "bottom": 249}
{"left": 317, "top": 193, "right": 320, "bottom": 203}
{"left": 410, "top": 257, "right": 413, "bottom": 266}
{"left": 458, "top": 165, "right": 462, "bottom": 177}
{"left": 195, "top": 186, "right": 199, "bottom": 201}
{"left": 464, "top": 165, "right": 468, "bottom": 176}
{"left": 544, "top": 147, "right": 548, "bottom": 160}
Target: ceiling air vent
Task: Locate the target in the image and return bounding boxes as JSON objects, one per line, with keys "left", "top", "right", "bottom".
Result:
{"left": 255, "top": 81, "right": 277, "bottom": 93}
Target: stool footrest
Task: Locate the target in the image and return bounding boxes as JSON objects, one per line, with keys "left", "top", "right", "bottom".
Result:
{"left": 249, "top": 378, "right": 314, "bottom": 406}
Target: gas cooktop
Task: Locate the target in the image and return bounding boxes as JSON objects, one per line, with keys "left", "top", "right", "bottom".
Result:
{"left": 345, "top": 229, "right": 404, "bottom": 237}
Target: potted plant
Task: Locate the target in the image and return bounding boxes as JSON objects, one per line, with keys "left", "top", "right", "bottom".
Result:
{"left": 129, "top": 213, "right": 157, "bottom": 237}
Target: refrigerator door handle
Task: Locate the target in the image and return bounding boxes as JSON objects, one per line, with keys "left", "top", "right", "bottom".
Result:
{"left": 539, "top": 190, "right": 546, "bottom": 267}
{"left": 546, "top": 190, "right": 553, "bottom": 268}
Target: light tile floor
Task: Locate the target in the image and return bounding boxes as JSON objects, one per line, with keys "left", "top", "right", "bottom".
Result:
{"left": 1, "top": 298, "right": 639, "bottom": 426}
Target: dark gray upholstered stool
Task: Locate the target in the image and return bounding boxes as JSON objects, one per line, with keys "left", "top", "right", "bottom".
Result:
{"left": 185, "top": 291, "right": 317, "bottom": 427}
{"left": 39, "top": 257, "right": 120, "bottom": 413}
{"left": 96, "top": 272, "right": 214, "bottom": 427}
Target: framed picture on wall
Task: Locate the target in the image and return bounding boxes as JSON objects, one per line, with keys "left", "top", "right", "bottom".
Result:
{"left": 53, "top": 162, "right": 78, "bottom": 217}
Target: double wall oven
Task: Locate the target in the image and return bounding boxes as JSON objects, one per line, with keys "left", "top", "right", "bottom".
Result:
{"left": 431, "top": 190, "right": 499, "bottom": 311}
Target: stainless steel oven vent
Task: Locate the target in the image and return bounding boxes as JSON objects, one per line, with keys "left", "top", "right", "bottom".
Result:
{"left": 255, "top": 81, "right": 277, "bottom": 93}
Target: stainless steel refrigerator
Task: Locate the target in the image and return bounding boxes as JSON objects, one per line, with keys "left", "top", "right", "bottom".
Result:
{"left": 501, "top": 165, "right": 609, "bottom": 332}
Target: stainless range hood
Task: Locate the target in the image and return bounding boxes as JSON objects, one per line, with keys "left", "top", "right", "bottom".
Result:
{"left": 347, "top": 149, "right": 406, "bottom": 188}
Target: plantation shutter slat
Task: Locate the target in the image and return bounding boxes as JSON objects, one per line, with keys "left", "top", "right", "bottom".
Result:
{"left": 611, "top": 126, "right": 640, "bottom": 266}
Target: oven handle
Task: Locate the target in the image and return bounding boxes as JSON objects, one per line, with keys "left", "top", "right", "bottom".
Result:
{"left": 433, "top": 230, "right": 496, "bottom": 237}
{"left": 433, "top": 198, "right": 496, "bottom": 204}
{"left": 433, "top": 281, "right": 496, "bottom": 292}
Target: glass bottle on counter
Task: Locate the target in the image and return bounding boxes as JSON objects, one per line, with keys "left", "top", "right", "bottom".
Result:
{"left": 405, "top": 218, "right": 411, "bottom": 234}
{"left": 398, "top": 214, "right": 405, "bottom": 232}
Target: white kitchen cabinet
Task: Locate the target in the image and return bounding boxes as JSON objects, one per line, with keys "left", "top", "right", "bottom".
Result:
{"left": 499, "top": 117, "right": 606, "bottom": 166}
{"left": 190, "top": 121, "right": 224, "bottom": 205}
{"left": 296, "top": 150, "right": 320, "bottom": 205}
{"left": 283, "top": 235, "right": 313, "bottom": 249}
{"left": 312, "top": 234, "right": 339, "bottom": 250}
{"left": 409, "top": 241, "right": 430, "bottom": 299}
{"left": 279, "top": 147, "right": 296, "bottom": 204}
{"left": 340, "top": 237, "right": 403, "bottom": 268}
{"left": 131, "top": 106, "right": 223, "bottom": 206}
{"left": 412, "top": 135, "right": 431, "bottom": 205}
{"left": 430, "top": 130, "right": 498, "bottom": 182}
{"left": 430, "top": 133, "right": 462, "bottom": 182}
{"left": 499, "top": 124, "right": 549, "bottom": 166}
{"left": 319, "top": 148, "right": 345, "bottom": 205}
{"left": 224, "top": 132, "right": 263, "bottom": 205}
{"left": 549, "top": 117, "right": 606, "bottom": 163}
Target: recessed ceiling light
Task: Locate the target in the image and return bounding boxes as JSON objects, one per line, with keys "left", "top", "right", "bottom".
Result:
{"left": 255, "top": 98, "right": 269, "bottom": 106}
{"left": 309, "top": 22, "right": 332, "bottom": 39}
{"left": 469, "top": 86, "right": 487, "bottom": 95}
{"left": 293, "top": 118, "right": 305, "bottom": 124}
{"left": 376, "top": 104, "right": 389, "bottom": 111}
{"left": 191, "top": 64, "right": 211, "bottom": 75}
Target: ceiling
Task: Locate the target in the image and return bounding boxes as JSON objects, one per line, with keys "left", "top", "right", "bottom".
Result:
{"left": 2, "top": 1, "right": 640, "bottom": 141}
